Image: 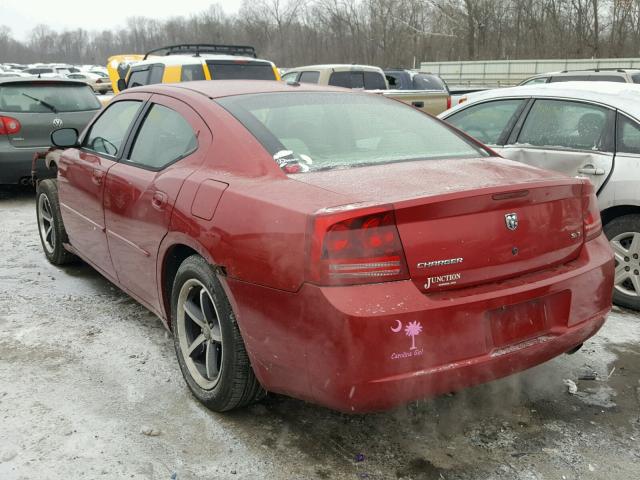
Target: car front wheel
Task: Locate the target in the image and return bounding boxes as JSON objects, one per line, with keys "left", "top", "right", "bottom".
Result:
{"left": 604, "top": 214, "right": 640, "bottom": 310}
{"left": 171, "top": 255, "right": 265, "bottom": 411}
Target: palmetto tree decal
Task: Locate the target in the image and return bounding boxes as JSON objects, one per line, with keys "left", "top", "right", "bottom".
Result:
{"left": 404, "top": 321, "right": 423, "bottom": 350}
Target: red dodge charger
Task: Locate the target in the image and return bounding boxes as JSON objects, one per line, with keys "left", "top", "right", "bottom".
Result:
{"left": 36, "top": 80, "right": 614, "bottom": 413}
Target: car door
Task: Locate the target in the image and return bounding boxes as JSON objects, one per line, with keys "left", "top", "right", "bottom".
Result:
{"left": 444, "top": 98, "right": 528, "bottom": 147}
{"left": 57, "top": 95, "right": 147, "bottom": 279}
{"left": 496, "top": 98, "right": 615, "bottom": 191}
{"left": 103, "top": 94, "right": 211, "bottom": 312}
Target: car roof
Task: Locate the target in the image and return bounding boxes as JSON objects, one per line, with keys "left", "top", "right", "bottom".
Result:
{"left": 128, "top": 79, "right": 350, "bottom": 99}
{"left": 131, "top": 54, "right": 273, "bottom": 68}
{"left": 444, "top": 81, "right": 640, "bottom": 120}
{"left": 0, "top": 77, "right": 88, "bottom": 86}
{"left": 287, "top": 64, "right": 384, "bottom": 73}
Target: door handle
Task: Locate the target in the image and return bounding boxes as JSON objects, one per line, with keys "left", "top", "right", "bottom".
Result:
{"left": 152, "top": 191, "right": 167, "bottom": 210}
{"left": 578, "top": 165, "right": 605, "bottom": 176}
{"left": 91, "top": 168, "right": 104, "bottom": 185}
{"left": 411, "top": 101, "right": 425, "bottom": 108}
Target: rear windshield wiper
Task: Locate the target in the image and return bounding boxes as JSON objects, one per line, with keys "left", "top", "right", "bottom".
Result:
{"left": 21, "top": 93, "right": 58, "bottom": 113}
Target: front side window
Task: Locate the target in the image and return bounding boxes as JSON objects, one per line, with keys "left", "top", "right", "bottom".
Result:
{"left": 217, "top": 92, "right": 488, "bottom": 173}
{"left": 128, "top": 104, "right": 197, "bottom": 169}
{"left": 517, "top": 99, "right": 611, "bottom": 151}
{"left": 616, "top": 113, "right": 640, "bottom": 155}
{"left": 148, "top": 65, "right": 165, "bottom": 85}
{"left": 299, "top": 71, "right": 320, "bottom": 84}
{"left": 446, "top": 99, "right": 525, "bottom": 145}
{"left": 128, "top": 69, "right": 149, "bottom": 88}
{"left": 281, "top": 71, "right": 298, "bottom": 83}
{"left": 0, "top": 83, "right": 101, "bottom": 113}
{"left": 83, "top": 100, "right": 141, "bottom": 156}
{"left": 549, "top": 75, "right": 590, "bottom": 83}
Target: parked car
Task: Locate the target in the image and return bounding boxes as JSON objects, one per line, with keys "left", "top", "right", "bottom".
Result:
{"left": 66, "top": 72, "right": 111, "bottom": 94}
{"left": 0, "top": 78, "right": 101, "bottom": 184}
{"left": 382, "top": 69, "right": 452, "bottom": 115}
{"left": 282, "top": 64, "right": 452, "bottom": 115}
{"left": 108, "top": 43, "right": 280, "bottom": 93}
{"left": 519, "top": 68, "right": 640, "bottom": 85}
{"left": 22, "top": 67, "right": 62, "bottom": 78}
{"left": 440, "top": 81, "right": 640, "bottom": 310}
{"left": 36, "top": 80, "right": 613, "bottom": 413}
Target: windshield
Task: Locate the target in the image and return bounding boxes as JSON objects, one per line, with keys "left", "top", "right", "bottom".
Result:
{"left": 217, "top": 92, "right": 487, "bottom": 172}
{"left": 0, "top": 83, "right": 101, "bottom": 112}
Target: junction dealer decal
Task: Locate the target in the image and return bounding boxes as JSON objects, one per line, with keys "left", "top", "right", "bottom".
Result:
{"left": 389, "top": 320, "right": 424, "bottom": 360}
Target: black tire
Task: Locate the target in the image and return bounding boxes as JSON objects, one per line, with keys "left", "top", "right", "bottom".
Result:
{"left": 171, "top": 255, "right": 265, "bottom": 411}
{"left": 36, "top": 179, "right": 76, "bottom": 265}
{"left": 604, "top": 214, "right": 640, "bottom": 311}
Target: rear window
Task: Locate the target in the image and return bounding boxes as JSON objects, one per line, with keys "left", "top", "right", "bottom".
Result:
{"left": 413, "top": 74, "right": 447, "bottom": 91}
{"left": 0, "top": 83, "right": 101, "bottom": 113}
{"left": 206, "top": 61, "right": 276, "bottom": 80}
{"left": 217, "top": 92, "right": 487, "bottom": 172}
{"left": 329, "top": 71, "right": 386, "bottom": 90}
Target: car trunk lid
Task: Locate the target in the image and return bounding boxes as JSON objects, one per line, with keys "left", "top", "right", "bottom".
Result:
{"left": 293, "top": 157, "right": 585, "bottom": 291}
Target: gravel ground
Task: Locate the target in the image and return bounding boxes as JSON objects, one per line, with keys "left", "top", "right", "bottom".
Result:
{"left": 1, "top": 187, "right": 639, "bottom": 480}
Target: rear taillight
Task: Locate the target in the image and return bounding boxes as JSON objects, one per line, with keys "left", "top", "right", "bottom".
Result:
{"left": 582, "top": 181, "right": 602, "bottom": 241}
{"left": 308, "top": 206, "right": 409, "bottom": 286}
{"left": 0, "top": 116, "right": 21, "bottom": 135}
{"left": 446, "top": 96, "right": 452, "bottom": 110}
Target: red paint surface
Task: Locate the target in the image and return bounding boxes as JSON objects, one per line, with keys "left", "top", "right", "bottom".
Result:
{"left": 56, "top": 81, "right": 615, "bottom": 412}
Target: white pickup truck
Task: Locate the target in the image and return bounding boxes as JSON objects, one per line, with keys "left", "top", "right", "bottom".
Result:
{"left": 281, "top": 64, "right": 451, "bottom": 116}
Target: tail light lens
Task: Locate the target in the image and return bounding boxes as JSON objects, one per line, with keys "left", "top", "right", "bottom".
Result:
{"left": 308, "top": 206, "right": 409, "bottom": 286}
{"left": 0, "top": 116, "right": 21, "bottom": 135}
{"left": 582, "top": 181, "right": 602, "bottom": 241}
{"left": 446, "top": 95, "right": 452, "bottom": 110}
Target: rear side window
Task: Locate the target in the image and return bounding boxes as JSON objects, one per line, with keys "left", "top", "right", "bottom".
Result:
{"left": 521, "top": 77, "right": 548, "bottom": 85}
{"left": 206, "top": 61, "right": 276, "bottom": 80}
{"left": 591, "top": 75, "right": 625, "bottom": 82}
{"left": 0, "top": 83, "right": 101, "bottom": 113}
{"left": 181, "top": 64, "right": 206, "bottom": 82}
{"left": 83, "top": 100, "right": 141, "bottom": 156}
{"left": 446, "top": 99, "right": 525, "bottom": 145}
{"left": 363, "top": 72, "right": 386, "bottom": 90}
{"left": 517, "top": 99, "right": 611, "bottom": 151}
{"left": 616, "top": 113, "right": 640, "bottom": 155}
{"left": 328, "top": 71, "right": 351, "bottom": 88}
{"left": 128, "top": 104, "right": 197, "bottom": 169}
{"left": 299, "top": 71, "right": 320, "bottom": 84}
{"left": 632, "top": 74, "right": 640, "bottom": 84}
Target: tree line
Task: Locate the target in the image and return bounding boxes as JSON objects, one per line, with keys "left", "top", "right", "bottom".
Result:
{"left": 2, "top": 0, "right": 640, "bottom": 68}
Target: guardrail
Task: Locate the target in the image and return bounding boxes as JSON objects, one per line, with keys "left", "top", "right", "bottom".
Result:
{"left": 420, "top": 58, "right": 640, "bottom": 87}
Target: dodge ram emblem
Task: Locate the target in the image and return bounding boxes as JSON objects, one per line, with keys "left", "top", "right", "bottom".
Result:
{"left": 52, "top": 118, "right": 64, "bottom": 128}
{"left": 505, "top": 212, "right": 518, "bottom": 231}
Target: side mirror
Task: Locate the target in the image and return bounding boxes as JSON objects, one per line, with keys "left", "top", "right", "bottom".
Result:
{"left": 117, "top": 78, "right": 127, "bottom": 92}
{"left": 51, "top": 128, "right": 79, "bottom": 148}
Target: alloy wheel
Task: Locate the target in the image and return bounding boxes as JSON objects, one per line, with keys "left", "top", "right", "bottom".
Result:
{"left": 38, "top": 193, "right": 56, "bottom": 254}
{"left": 176, "top": 279, "right": 223, "bottom": 390}
{"left": 611, "top": 231, "right": 640, "bottom": 297}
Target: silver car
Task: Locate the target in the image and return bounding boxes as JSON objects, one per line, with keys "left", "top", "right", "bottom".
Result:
{"left": 0, "top": 78, "right": 101, "bottom": 185}
{"left": 440, "top": 82, "right": 640, "bottom": 310}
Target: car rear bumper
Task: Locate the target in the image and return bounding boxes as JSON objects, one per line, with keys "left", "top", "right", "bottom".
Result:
{"left": 0, "top": 146, "right": 54, "bottom": 184}
{"left": 226, "top": 233, "right": 614, "bottom": 413}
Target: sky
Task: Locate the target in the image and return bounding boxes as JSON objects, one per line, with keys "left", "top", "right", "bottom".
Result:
{"left": 1, "top": 0, "right": 244, "bottom": 41}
